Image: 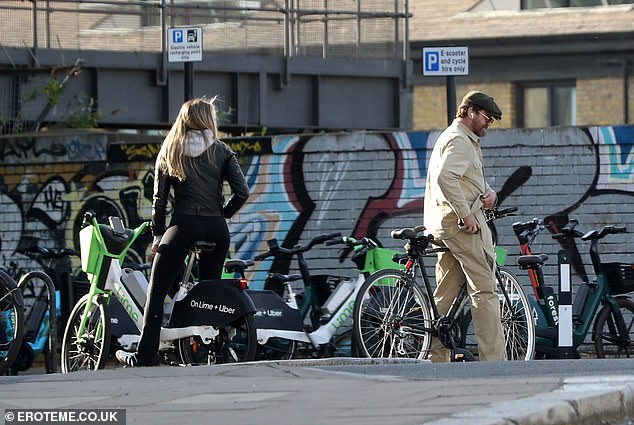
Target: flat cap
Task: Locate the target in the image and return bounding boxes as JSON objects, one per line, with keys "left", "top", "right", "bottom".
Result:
{"left": 459, "top": 91, "right": 502, "bottom": 120}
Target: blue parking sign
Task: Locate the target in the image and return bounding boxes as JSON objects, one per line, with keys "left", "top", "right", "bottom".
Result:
{"left": 422, "top": 47, "right": 469, "bottom": 76}
{"left": 425, "top": 51, "right": 440, "bottom": 72}
{"left": 173, "top": 30, "right": 183, "bottom": 43}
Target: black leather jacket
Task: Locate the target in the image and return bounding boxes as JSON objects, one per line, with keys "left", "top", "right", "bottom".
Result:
{"left": 152, "top": 140, "right": 249, "bottom": 236}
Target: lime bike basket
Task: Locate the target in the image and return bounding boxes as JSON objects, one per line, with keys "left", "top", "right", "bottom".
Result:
{"left": 601, "top": 262, "right": 634, "bottom": 295}
{"left": 79, "top": 224, "right": 105, "bottom": 277}
{"left": 356, "top": 246, "right": 403, "bottom": 274}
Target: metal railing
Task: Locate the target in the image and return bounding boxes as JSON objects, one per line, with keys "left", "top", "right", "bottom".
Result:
{"left": 0, "top": 0, "right": 410, "bottom": 61}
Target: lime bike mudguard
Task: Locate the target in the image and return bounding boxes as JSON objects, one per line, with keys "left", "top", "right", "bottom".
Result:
{"left": 168, "top": 279, "right": 256, "bottom": 328}
{"left": 245, "top": 289, "right": 305, "bottom": 332}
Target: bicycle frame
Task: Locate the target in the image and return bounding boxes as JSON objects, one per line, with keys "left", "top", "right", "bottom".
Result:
{"left": 72, "top": 215, "right": 148, "bottom": 352}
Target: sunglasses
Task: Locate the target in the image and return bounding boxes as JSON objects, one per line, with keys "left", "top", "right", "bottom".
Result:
{"left": 478, "top": 110, "right": 495, "bottom": 124}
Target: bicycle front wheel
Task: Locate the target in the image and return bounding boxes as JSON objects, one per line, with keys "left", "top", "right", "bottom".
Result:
{"left": 61, "top": 294, "right": 111, "bottom": 373}
{"left": 0, "top": 271, "right": 24, "bottom": 375}
{"left": 458, "top": 268, "right": 535, "bottom": 361}
{"left": 178, "top": 312, "right": 257, "bottom": 365}
{"left": 353, "top": 269, "right": 432, "bottom": 359}
{"left": 593, "top": 296, "right": 634, "bottom": 358}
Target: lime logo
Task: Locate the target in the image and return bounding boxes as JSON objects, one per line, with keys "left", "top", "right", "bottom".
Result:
{"left": 330, "top": 299, "right": 355, "bottom": 330}
{"left": 115, "top": 285, "right": 139, "bottom": 322}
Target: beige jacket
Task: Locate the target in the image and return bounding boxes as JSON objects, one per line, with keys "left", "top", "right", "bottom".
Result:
{"left": 423, "top": 119, "right": 492, "bottom": 240}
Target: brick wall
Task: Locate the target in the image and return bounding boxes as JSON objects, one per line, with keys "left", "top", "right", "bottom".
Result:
{"left": 577, "top": 77, "right": 625, "bottom": 126}
{"left": 413, "top": 78, "right": 632, "bottom": 131}
{"left": 413, "top": 83, "right": 515, "bottom": 131}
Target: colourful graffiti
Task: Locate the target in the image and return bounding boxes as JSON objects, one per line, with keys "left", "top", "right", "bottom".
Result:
{"left": 1, "top": 126, "right": 634, "bottom": 296}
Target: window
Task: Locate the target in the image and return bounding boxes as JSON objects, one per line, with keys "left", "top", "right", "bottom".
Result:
{"left": 522, "top": 0, "right": 633, "bottom": 8}
{"left": 519, "top": 82, "right": 576, "bottom": 127}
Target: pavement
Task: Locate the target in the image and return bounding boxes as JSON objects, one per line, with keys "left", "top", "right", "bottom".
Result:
{"left": 1, "top": 358, "right": 633, "bottom": 425}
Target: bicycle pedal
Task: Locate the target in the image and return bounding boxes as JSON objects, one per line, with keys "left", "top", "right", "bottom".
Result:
{"left": 453, "top": 348, "right": 476, "bottom": 362}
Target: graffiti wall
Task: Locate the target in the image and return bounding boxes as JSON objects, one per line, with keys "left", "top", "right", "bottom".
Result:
{"left": 1, "top": 126, "right": 634, "bottom": 303}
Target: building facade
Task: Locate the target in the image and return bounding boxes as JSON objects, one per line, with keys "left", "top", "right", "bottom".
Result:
{"left": 409, "top": 1, "right": 634, "bottom": 130}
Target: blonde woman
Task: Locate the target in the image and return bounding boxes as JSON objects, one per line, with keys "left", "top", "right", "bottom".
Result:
{"left": 116, "top": 97, "right": 249, "bottom": 367}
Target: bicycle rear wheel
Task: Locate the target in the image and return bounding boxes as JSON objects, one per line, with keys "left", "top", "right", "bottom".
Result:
{"left": 178, "top": 312, "right": 257, "bottom": 365}
{"left": 0, "top": 271, "right": 24, "bottom": 375}
{"left": 353, "top": 269, "right": 432, "bottom": 359}
{"left": 61, "top": 293, "right": 111, "bottom": 373}
{"left": 255, "top": 337, "right": 297, "bottom": 360}
{"left": 593, "top": 297, "right": 634, "bottom": 358}
{"left": 458, "top": 268, "right": 535, "bottom": 361}
{"left": 498, "top": 268, "right": 535, "bottom": 360}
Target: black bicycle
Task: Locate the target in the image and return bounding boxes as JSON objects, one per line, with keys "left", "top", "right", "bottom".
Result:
{"left": 353, "top": 219, "right": 535, "bottom": 361}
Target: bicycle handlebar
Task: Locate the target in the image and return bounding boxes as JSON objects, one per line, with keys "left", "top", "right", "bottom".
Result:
{"left": 512, "top": 217, "right": 544, "bottom": 241}
{"left": 252, "top": 232, "right": 342, "bottom": 261}
{"left": 551, "top": 219, "right": 585, "bottom": 241}
{"left": 325, "top": 235, "right": 379, "bottom": 249}
{"left": 18, "top": 246, "right": 79, "bottom": 258}
{"left": 581, "top": 224, "right": 627, "bottom": 241}
{"left": 484, "top": 206, "right": 518, "bottom": 222}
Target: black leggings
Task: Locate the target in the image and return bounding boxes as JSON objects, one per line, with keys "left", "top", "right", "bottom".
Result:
{"left": 136, "top": 214, "right": 229, "bottom": 365}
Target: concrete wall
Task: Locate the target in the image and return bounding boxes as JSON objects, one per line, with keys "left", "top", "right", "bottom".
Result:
{"left": 2, "top": 126, "right": 634, "bottom": 301}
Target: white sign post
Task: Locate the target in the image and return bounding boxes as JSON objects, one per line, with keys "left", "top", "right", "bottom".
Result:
{"left": 168, "top": 27, "right": 203, "bottom": 63}
{"left": 168, "top": 27, "right": 203, "bottom": 101}
{"left": 422, "top": 46, "right": 470, "bottom": 124}
{"left": 422, "top": 47, "right": 469, "bottom": 76}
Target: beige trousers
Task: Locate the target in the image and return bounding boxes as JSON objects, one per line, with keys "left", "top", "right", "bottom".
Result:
{"left": 428, "top": 225, "right": 506, "bottom": 362}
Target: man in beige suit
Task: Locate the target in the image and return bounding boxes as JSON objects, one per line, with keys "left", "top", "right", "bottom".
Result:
{"left": 423, "top": 90, "right": 506, "bottom": 362}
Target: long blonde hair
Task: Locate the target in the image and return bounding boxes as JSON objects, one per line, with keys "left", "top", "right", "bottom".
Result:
{"left": 156, "top": 96, "right": 219, "bottom": 181}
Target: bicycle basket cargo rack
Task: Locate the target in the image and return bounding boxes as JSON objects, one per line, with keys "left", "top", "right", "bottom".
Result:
{"left": 601, "top": 262, "right": 634, "bottom": 294}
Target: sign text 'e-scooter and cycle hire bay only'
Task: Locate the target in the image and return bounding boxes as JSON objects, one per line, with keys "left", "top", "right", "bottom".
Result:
{"left": 422, "top": 47, "right": 469, "bottom": 76}
{"left": 168, "top": 27, "right": 203, "bottom": 63}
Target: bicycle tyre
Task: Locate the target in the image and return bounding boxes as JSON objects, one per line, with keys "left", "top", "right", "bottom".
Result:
{"left": 458, "top": 268, "right": 535, "bottom": 361}
{"left": 61, "top": 294, "right": 111, "bottom": 373}
{"left": 593, "top": 296, "right": 634, "bottom": 358}
{"left": 0, "top": 271, "right": 24, "bottom": 375}
{"left": 498, "top": 268, "right": 535, "bottom": 360}
{"left": 353, "top": 269, "right": 433, "bottom": 359}
{"left": 178, "top": 312, "right": 257, "bottom": 365}
{"left": 256, "top": 337, "right": 297, "bottom": 361}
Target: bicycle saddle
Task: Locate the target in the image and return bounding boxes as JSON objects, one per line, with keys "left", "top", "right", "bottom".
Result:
{"left": 517, "top": 254, "right": 549, "bottom": 268}
{"left": 191, "top": 241, "right": 217, "bottom": 252}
